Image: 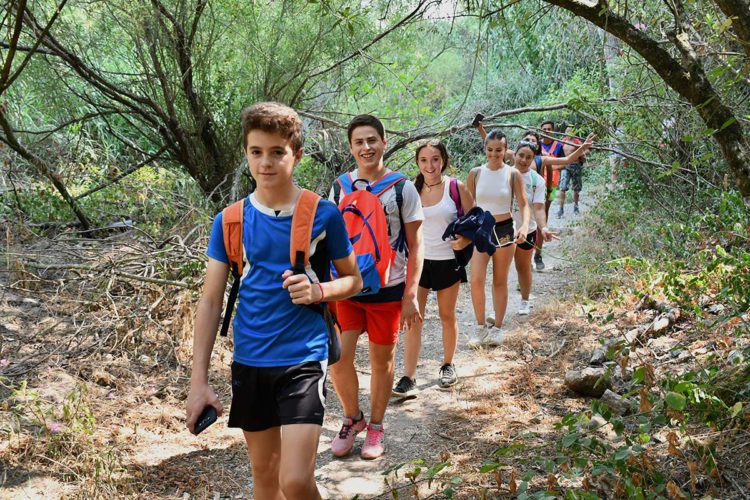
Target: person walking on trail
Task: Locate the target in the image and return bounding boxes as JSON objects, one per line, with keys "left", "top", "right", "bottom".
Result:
{"left": 476, "top": 120, "right": 515, "bottom": 163}
{"left": 476, "top": 123, "right": 592, "bottom": 271}
{"left": 535, "top": 120, "right": 564, "bottom": 270}
{"left": 517, "top": 128, "right": 594, "bottom": 270}
{"left": 392, "top": 139, "right": 473, "bottom": 398}
{"left": 328, "top": 115, "right": 424, "bottom": 460}
{"left": 466, "top": 128, "right": 530, "bottom": 347}
{"left": 557, "top": 124, "right": 588, "bottom": 218}
{"left": 511, "top": 140, "right": 559, "bottom": 315}
{"left": 186, "top": 102, "right": 362, "bottom": 500}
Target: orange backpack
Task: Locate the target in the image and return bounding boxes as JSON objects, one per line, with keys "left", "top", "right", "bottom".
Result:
{"left": 219, "top": 190, "right": 342, "bottom": 363}
{"left": 332, "top": 172, "right": 407, "bottom": 295}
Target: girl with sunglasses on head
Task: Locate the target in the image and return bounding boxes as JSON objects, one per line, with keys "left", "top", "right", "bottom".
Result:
{"left": 516, "top": 129, "right": 594, "bottom": 270}
{"left": 510, "top": 140, "right": 560, "bottom": 315}
{"left": 466, "top": 129, "right": 530, "bottom": 347}
{"left": 393, "top": 139, "right": 473, "bottom": 397}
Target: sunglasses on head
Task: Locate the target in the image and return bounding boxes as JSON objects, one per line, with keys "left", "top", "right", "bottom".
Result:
{"left": 516, "top": 140, "right": 539, "bottom": 153}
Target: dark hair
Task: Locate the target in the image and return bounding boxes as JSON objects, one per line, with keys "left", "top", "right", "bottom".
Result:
{"left": 414, "top": 139, "right": 450, "bottom": 193}
{"left": 484, "top": 129, "right": 507, "bottom": 146}
{"left": 540, "top": 120, "right": 555, "bottom": 129}
{"left": 522, "top": 129, "right": 541, "bottom": 145}
{"left": 515, "top": 140, "right": 540, "bottom": 156}
{"left": 242, "top": 102, "right": 303, "bottom": 151}
{"left": 347, "top": 115, "right": 385, "bottom": 143}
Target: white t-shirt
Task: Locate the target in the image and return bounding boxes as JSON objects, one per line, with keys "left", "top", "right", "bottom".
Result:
{"left": 513, "top": 169, "right": 545, "bottom": 233}
{"left": 329, "top": 169, "right": 424, "bottom": 287}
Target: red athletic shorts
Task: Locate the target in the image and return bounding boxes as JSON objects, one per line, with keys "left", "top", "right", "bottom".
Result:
{"left": 334, "top": 299, "right": 402, "bottom": 346}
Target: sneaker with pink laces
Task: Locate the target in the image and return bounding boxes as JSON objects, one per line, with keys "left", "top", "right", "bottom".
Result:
{"left": 360, "top": 423, "right": 385, "bottom": 460}
{"left": 331, "top": 413, "right": 366, "bottom": 457}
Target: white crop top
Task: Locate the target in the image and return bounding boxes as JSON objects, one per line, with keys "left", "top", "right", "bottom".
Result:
{"left": 474, "top": 164, "right": 513, "bottom": 216}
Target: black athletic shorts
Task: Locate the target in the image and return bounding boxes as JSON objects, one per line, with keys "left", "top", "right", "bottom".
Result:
{"left": 228, "top": 360, "right": 327, "bottom": 432}
{"left": 491, "top": 218, "right": 515, "bottom": 247}
{"left": 419, "top": 258, "right": 467, "bottom": 291}
{"left": 517, "top": 229, "right": 538, "bottom": 251}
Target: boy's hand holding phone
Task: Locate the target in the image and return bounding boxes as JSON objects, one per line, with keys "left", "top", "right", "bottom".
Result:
{"left": 186, "top": 383, "right": 223, "bottom": 435}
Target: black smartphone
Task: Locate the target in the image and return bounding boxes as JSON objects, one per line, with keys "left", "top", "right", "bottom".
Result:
{"left": 472, "top": 113, "right": 485, "bottom": 127}
{"left": 194, "top": 405, "right": 218, "bottom": 435}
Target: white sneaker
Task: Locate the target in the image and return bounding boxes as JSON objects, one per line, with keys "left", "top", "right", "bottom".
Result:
{"left": 482, "top": 326, "right": 505, "bottom": 347}
{"left": 518, "top": 300, "right": 532, "bottom": 316}
{"left": 468, "top": 324, "right": 489, "bottom": 348}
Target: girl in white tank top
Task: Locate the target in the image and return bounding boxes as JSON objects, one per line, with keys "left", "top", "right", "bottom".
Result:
{"left": 422, "top": 181, "right": 459, "bottom": 260}
{"left": 466, "top": 128, "right": 530, "bottom": 347}
{"left": 393, "top": 140, "right": 472, "bottom": 396}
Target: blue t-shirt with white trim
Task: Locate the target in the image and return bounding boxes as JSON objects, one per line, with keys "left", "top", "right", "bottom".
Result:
{"left": 206, "top": 193, "right": 352, "bottom": 367}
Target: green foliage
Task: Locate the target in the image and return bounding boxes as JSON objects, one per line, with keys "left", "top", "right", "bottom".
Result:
{"left": 383, "top": 457, "right": 459, "bottom": 498}
{"left": 1, "top": 165, "right": 211, "bottom": 235}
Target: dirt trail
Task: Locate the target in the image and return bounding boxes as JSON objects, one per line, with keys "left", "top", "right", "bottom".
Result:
{"left": 312, "top": 197, "right": 588, "bottom": 499}
{"left": 0, "top": 193, "right": 597, "bottom": 499}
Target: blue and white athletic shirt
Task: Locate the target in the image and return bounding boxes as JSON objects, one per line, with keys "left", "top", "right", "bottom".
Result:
{"left": 206, "top": 193, "right": 353, "bottom": 367}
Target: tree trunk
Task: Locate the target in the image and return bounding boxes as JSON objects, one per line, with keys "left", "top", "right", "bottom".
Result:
{"left": 543, "top": 0, "right": 750, "bottom": 211}
{"left": 713, "top": 0, "right": 750, "bottom": 61}
{"left": 0, "top": 110, "right": 92, "bottom": 230}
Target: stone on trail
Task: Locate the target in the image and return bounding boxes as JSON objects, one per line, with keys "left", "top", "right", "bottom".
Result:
{"left": 599, "top": 389, "right": 633, "bottom": 416}
{"left": 647, "top": 315, "right": 671, "bottom": 336}
{"left": 565, "top": 367, "right": 611, "bottom": 397}
{"left": 625, "top": 328, "right": 642, "bottom": 345}
{"left": 589, "top": 348, "right": 607, "bottom": 366}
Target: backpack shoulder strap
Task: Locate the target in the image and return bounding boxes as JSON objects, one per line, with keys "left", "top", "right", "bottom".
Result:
{"left": 449, "top": 177, "right": 463, "bottom": 217}
{"left": 220, "top": 198, "right": 245, "bottom": 337}
{"left": 290, "top": 189, "right": 321, "bottom": 273}
{"left": 222, "top": 199, "right": 245, "bottom": 278}
{"left": 290, "top": 190, "right": 328, "bottom": 317}
{"left": 372, "top": 171, "right": 407, "bottom": 196}
{"left": 333, "top": 172, "right": 354, "bottom": 205}
{"left": 333, "top": 180, "right": 342, "bottom": 206}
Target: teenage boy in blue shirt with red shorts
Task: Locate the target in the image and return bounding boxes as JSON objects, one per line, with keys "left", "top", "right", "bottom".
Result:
{"left": 186, "top": 102, "right": 362, "bottom": 499}
{"left": 328, "top": 115, "right": 425, "bottom": 460}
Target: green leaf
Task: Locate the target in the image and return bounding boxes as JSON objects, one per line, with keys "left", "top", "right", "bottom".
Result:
{"left": 720, "top": 117, "right": 737, "bottom": 131}
{"left": 632, "top": 367, "right": 645, "bottom": 384}
{"left": 562, "top": 433, "right": 578, "bottom": 448}
{"left": 614, "top": 447, "right": 630, "bottom": 461}
{"left": 479, "top": 462, "right": 500, "bottom": 473}
{"left": 665, "top": 392, "right": 687, "bottom": 410}
{"left": 731, "top": 402, "right": 743, "bottom": 417}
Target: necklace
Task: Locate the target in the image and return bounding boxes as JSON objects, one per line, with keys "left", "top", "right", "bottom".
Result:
{"left": 424, "top": 176, "right": 444, "bottom": 192}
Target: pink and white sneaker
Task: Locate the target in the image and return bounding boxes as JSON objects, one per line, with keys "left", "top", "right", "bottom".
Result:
{"left": 331, "top": 413, "right": 366, "bottom": 457}
{"left": 360, "top": 423, "right": 385, "bottom": 460}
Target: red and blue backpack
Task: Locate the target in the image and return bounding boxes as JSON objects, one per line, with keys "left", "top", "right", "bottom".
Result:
{"left": 332, "top": 171, "right": 408, "bottom": 296}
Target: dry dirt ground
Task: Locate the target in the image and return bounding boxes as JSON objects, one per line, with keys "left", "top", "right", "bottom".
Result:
{"left": 0, "top": 191, "right": 615, "bottom": 499}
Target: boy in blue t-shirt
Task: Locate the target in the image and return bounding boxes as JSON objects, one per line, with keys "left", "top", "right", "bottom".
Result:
{"left": 186, "top": 102, "right": 361, "bottom": 499}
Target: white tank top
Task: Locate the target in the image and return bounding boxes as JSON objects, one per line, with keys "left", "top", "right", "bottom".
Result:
{"left": 422, "top": 180, "right": 458, "bottom": 261}
{"left": 475, "top": 164, "right": 513, "bottom": 216}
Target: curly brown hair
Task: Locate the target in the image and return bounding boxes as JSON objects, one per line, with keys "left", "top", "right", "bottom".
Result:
{"left": 241, "top": 102, "right": 303, "bottom": 152}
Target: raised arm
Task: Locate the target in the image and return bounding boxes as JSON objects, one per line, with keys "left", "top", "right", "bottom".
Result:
{"left": 544, "top": 133, "right": 596, "bottom": 171}
{"left": 477, "top": 122, "right": 487, "bottom": 141}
